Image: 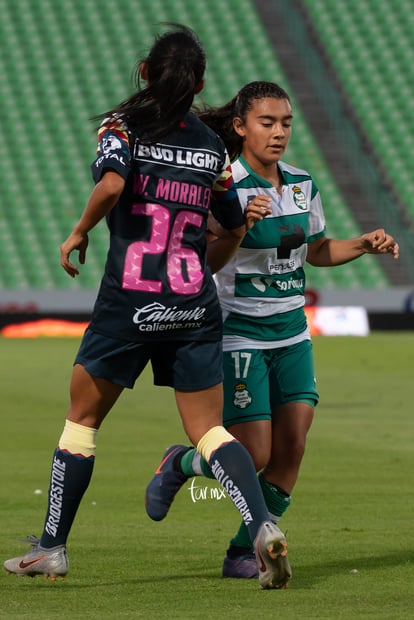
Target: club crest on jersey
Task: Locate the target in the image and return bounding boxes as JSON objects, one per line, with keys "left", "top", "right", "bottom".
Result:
{"left": 233, "top": 382, "right": 252, "bottom": 409}
{"left": 292, "top": 186, "right": 307, "bottom": 210}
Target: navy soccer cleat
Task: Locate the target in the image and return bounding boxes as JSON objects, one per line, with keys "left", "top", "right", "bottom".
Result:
{"left": 145, "top": 445, "right": 189, "bottom": 521}
{"left": 222, "top": 551, "right": 258, "bottom": 579}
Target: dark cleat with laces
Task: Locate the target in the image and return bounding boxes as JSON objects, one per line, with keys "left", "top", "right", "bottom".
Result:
{"left": 145, "top": 445, "right": 189, "bottom": 521}
{"left": 222, "top": 551, "right": 259, "bottom": 579}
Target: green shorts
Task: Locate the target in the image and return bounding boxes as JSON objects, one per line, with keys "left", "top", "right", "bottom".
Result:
{"left": 222, "top": 339, "right": 319, "bottom": 427}
{"left": 75, "top": 328, "right": 223, "bottom": 390}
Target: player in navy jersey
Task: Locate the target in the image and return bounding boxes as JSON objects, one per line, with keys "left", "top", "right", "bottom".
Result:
{"left": 4, "top": 29, "right": 292, "bottom": 590}
{"left": 145, "top": 81, "right": 399, "bottom": 584}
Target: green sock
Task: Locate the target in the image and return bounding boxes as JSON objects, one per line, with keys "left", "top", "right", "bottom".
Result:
{"left": 180, "top": 447, "right": 215, "bottom": 479}
{"left": 228, "top": 473, "right": 291, "bottom": 550}
{"left": 228, "top": 516, "right": 253, "bottom": 549}
{"left": 258, "top": 472, "right": 291, "bottom": 520}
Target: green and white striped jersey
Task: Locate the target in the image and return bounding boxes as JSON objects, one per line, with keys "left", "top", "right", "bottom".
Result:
{"left": 215, "top": 155, "right": 326, "bottom": 350}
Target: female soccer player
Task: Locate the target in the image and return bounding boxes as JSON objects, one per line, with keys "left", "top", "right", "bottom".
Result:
{"left": 145, "top": 81, "right": 399, "bottom": 581}
{"left": 4, "top": 37, "right": 291, "bottom": 590}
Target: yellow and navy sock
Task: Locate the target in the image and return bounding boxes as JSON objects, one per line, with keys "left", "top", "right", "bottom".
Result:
{"left": 197, "top": 426, "right": 269, "bottom": 544}
{"left": 40, "top": 420, "right": 97, "bottom": 548}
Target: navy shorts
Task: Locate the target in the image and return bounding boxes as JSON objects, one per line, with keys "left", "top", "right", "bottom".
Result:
{"left": 74, "top": 328, "right": 223, "bottom": 390}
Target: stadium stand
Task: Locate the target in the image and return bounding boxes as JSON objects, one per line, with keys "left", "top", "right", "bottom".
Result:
{"left": 302, "top": 0, "right": 414, "bottom": 200}
{"left": 297, "top": 0, "right": 414, "bottom": 279}
{"left": 304, "top": 0, "right": 414, "bottom": 196}
{"left": 0, "top": 0, "right": 406, "bottom": 292}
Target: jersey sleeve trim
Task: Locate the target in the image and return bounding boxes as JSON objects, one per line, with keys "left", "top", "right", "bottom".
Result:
{"left": 308, "top": 228, "right": 326, "bottom": 243}
{"left": 91, "top": 116, "right": 131, "bottom": 183}
{"left": 210, "top": 154, "right": 245, "bottom": 230}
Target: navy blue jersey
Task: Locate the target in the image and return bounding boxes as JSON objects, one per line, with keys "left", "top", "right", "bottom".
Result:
{"left": 88, "top": 113, "right": 244, "bottom": 342}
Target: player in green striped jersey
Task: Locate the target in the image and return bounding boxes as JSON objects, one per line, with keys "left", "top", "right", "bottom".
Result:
{"left": 146, "top": 81, "right": 399, "bottom": 581}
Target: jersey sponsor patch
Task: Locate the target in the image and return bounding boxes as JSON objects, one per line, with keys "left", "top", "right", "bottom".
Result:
{"left": 131, "top": 301, "right": 207, "bottom": 333}
{"left": 235, "top": 271, "right": 306, "bottom": 298}
{"left": 133, "top": 142, "right": 221, "bottom": 176}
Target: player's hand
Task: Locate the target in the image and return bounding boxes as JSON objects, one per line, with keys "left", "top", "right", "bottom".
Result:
{"left": 60, "top": 231, "right": 89, "bottom": 277}
{"left": 361, "top": 229, "right": 399, "bottom": 259}
{"left": 245, "top": 195, "right": 272, "bottom": 229}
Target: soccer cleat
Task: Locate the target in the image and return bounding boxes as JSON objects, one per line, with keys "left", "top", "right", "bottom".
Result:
{"left": 254, "top": 521, "right": 292, "bottom": 589}
{"left": 145, "top": 445, "right": 189, "bottom": 521}
{"left": 4, "top": 535, "right": 69, "bottom": 580}
{"left": 222, "top": 551, "right": 258, "bottom": 579}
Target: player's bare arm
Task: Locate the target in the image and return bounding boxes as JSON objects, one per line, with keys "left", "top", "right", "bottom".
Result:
{"left": 307, "top": 230, "right": 399, "bottom": 267}
{"left": 206, "top": 200, "right": 271, "bottom": 273}
{"left": 206, "top": 216, "right": 245, "bottom": 273}
{"left": 60, "top": 171, "right": 125, "bottom": 277}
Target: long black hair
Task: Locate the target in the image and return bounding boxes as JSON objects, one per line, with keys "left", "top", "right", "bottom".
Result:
{"left": 199, "top": 81, "right": 290, "bottom": 161}
{"left": 97, "top": 24, "right": 206, "bottom": 143}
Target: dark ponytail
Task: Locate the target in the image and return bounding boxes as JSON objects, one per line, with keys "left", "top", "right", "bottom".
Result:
{"left": 198, "top": 98, "right": 240, "bottom": 162}
{"left": 96, "top": 24, "right": 206, "bottom": 143}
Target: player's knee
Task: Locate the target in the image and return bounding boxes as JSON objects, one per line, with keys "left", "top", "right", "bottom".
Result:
{"left": 197, "top": 426, "right": 235, "bottom": 462}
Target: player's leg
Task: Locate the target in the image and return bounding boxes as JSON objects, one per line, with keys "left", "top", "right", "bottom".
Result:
{"left": 41, "top": 364, "right": 124, "bottom": 545}
{"left": 224, "top": 401, "right": 313, "bottom": 578}
{"left": 4, "top": 331, "right": 147, "bottom": 579}
{"left": 146, "top": 347, "right": 271, "bottom": 521}
{"left": 176, "top": 385, "right": 290, "bottom": 588}
{"left": 153, "top": 412, "right": 272, "bottom": 487}
{"left": 263, "top": 339, "right": 317, "bottom": 494}
{"left": 228, "top": 400, "right": 314, "bottom": 559}
{"left": 218, "top": 348, "right": 275, "bottom": 578}
{"left": 146, "top": 341, "right": 290, "bottom": 588}
{"left": 147, "top": 341, "right": 271, "bottom": 540}
{"left": 224, "top": 341, "right": 318, "bottom": 578}
{"left": 264, "top": 401, "right": 314, "bottom": 494}
{"left": 4, "top": 365, "right": 123, "bottom": 579}
{"left": 144, "top": 341, "right": 219, "bottom": 522}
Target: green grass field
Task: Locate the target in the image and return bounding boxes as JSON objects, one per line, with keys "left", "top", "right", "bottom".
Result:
{"left": 0, "top": 333, "right": 413, "bottom": 619}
